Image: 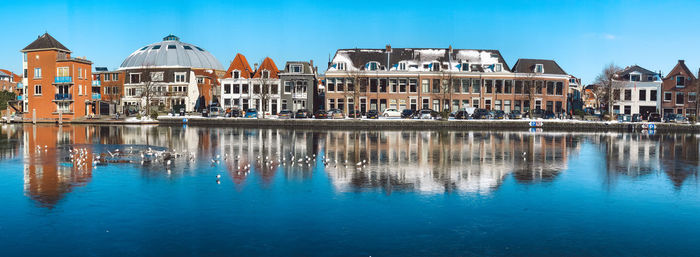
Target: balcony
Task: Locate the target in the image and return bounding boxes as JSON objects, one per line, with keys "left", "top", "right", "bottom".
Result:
{"left": 92, "top": 93, "right": 101, "bottom": 100}
{"left": 54, "top": 76, "right": 73, "bottom": 84}
{"left": 92, "top": 80, "right": 101, "bottom": 86}
{"left": 17, "top": 95, "right": 23, "bottom": 101}
{"left": 54, "top": 93, "right": 72, "bottom": 101}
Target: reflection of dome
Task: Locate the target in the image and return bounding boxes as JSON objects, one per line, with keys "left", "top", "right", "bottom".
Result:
{"left": 119, "top": 34, "right": 223, "bottom": 70}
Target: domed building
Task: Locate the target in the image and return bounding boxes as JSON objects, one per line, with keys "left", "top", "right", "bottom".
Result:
{"left": 118, "top": 34, "right": 224, "bottom": 113}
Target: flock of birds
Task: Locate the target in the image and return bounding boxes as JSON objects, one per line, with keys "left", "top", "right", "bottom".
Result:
{"left": 45, "top": 144, "right": 373, "bottom": 184}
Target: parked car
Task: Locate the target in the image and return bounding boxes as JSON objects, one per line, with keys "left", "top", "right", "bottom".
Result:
{"left": 278, "top": 109, "right": 293, "bottom": 119}
{"left": 544, "top": 111, "right": 556, "bottom": 119}
{"left": 675, "top": 115, "right": 689, "bottom": 124}
{"left": 329, "top": 109, "right": 345, "bottom": 119}
{"left": 401, "top": 109, "right": 415, "bottom": 119}
{"left": 209, "top": 106, "right": 223, "bottom": 117}
{"left": 347, "top": 109, "right": 362, "bottom": 118}
{"left": 227, "top": 109, "right": 242, "bottom": 118}
{"left": 295, "top": 109, "right": 312, "bottom": 119}
{"left": 631, "top": 113, "right": 643, "bottom": 122}
{"left": 382, "top": 108, "right": 401, "bottom": 118}
{"left": 617, "top": 114, "right": 632, "bottom": 122}
{"left": 663, "top": 113, "right": 678, "bottom": 123}
{"left": 416, "top": 109, "right": 434, "bottom": 119}
{"left": 494, "top": 110, "right": 506, "bottom": 119}
{"left": 472, "top": 108, "right": 491, "bottom": 119}
{"left": 314, "top": 110, "right": 328, "bottom": 119}
{"left": 508, "top": 110, "right": 522, "bottom": 119}
{"left": 244, "top": 108, "right": 258, "bottom": 118}
{"left": 367, "top": 110, "right": 379, "bottom": 119}
{"left": 529, "top": 109, "right": 545, "bottom": 119}
{"left": 648, "top": 113, "right": 662, "bottom": 122}
{"left": 454, "top": 110, "right": 470, "bottom": 120}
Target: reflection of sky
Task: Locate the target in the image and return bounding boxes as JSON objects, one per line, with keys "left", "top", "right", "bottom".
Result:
{"left": 0, "top": 125, "right": 699, "bottom": 256}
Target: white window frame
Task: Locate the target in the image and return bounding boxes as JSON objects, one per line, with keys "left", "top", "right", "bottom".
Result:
{"left": 367, "top": 61, "right": 380, "bottom": 71}
{"left": 461, "top": 62, "right": 469, "bottom": 71}
{"left": 232, "top": 70, "right": 240, "bottom": 79}
{"left": 494, "top": 63, "right": 503, "bottom": 72}
{"left": 34, "top": 84, "right": 42, "bottom": 95}
{"left": 174, "top": 72, "right": 187, "bottom": 83}
{"left": 398, "top": 62, "right": 407, "bottom": 71}
{"left": 336, "top": 62, "right": 346, "bottom": 71}
{"left": 664, "top": 92, "right": 672, "bottom": 102}
{"left": 34, "top": 68, "right": 41, "bottom": 78}
{"left": 534, "top": 64, "right": 544, "bottom": 73}
{"left": 291, "top": 64, "right": 302, "bottom": 73}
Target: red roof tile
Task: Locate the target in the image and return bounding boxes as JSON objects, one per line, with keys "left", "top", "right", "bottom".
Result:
{"left": 252, "top": 57, "right": 279, "bottom": 79}
{"left": 224, "top": 53, "right": 253, "bottom": 79}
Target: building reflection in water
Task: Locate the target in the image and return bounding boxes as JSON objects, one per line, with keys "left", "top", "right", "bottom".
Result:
{"left": 322, "top": 131, "right": 576, "bottom": 194}
{"left": 3, "top": 124, "right": 699, "bottom": 208}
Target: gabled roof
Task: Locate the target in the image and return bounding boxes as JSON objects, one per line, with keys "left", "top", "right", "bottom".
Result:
{"left": 21, "top": 33, "right": 70, "bottom": 53}
{"left": 224, "top": 53, "right": 254, "bottom": 79}
{"left": 619, "top": 65, "right": 657, "bottom": 76}
{"left": 253, "top": 57, "right": 279, "bottom": 79}
{"left": 663, "top": 60, "right": 696, "bottom": 80}
{"left": 0, "top": 69, "right": 21, "bottom": 82}
{"left": 511, "top": 59, "right": 567, "bottom": 75}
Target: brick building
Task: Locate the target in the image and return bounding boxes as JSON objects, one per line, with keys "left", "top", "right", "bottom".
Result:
{"left": 661, "top": 60, "right": 697, "bottom": 117}
{"left": 323, "top": 46, "right": 570, "bottom": 115}
{"left": 220, "top": 54, "right": 282, "bottom": 115}
{"left": 21, "top": 33, "right": 93, "bottom": 121}
{"left": 91, "top": 67, "right": 125, "bottom": 115}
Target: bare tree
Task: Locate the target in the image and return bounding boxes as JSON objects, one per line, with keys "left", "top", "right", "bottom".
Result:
{"left": 139, "top": 69, "right": 161, "bottom": 117}
{"left": 437, "top": 70, "right": 454, "bottom": 114}
{"left": 343, "top": 69, "right": 364, "bottom": 119}
{"left": 254, "top": 69, "right": 274, "bottom": 119}
{"left": 593, "top": 63, "right": 623, "bottom": 119}
{"left": 522, "top": 72, "right": 537, "bottom": 117}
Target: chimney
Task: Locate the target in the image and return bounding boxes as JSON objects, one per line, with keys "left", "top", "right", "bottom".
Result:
{"left": 385, "top": 44, "right": 391, "bottom": 53}
{"left": 449, "top": 45, "right": 452, "bottom": 52}
{"left": 254, "top": 63, "right": 258, "bottom": 70}
{"left": 679, "top": 60, "right": 685, "bottom": 64}
{"left": 310, "top": 59, "right": 313, "bottom": 68}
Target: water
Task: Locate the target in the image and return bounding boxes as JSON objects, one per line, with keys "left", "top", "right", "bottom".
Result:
{"left": 0, "top": 124, "right": 699, "bottom": 256}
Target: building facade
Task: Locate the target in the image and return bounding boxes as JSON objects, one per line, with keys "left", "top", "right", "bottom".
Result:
{"left": 324, "top": 46, "right": 570, "bottom": 114}
{"left": 611, "top": 65, "right": 661, "bottom": 117}
{"left": 21, "top": 33, "right": 93, "bottom": 121}
{"left": 220, "top": 54, "right": 281, "bottom": 115}
{"left": 279, "top": 61, "right": 317, "bottom": 111}
{"left": 119, "top": 34, "right": 224, "bottom": 114}
{"left": 91, "top": 67, "right": 125, "bottom": 115}
{"left": 661, "top": 60, "right": 697, "bottom": 117}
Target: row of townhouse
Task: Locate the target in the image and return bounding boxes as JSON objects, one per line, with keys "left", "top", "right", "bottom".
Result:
{"left": 583, "top": 60, "right": 698, "bottom": 118}
{"left": 323, "top": 45, "right": 572, "bottom": 114}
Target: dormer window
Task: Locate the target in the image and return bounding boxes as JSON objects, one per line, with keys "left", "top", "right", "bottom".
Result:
{"left": 262, "top": 70, "right": 270, "bottom": 79}
{"left": 232, "top": 70, "right": 240, "bottom": 79}
{"left": 461, "top": 62, "right": 469, "bottom": 71}
{"left": 431, "top": 61, "right": 441, "bottom": 71}
{"left": 534, "top": 64, "right": 543, "bottom": 73}
{"left": 291, "top": 64, "right": 302, "bottom": 73}
{"left": 398, "top": 62, "right": 406, "bottom": 71}
{"left": 367, "top": 61, "right": 380, "bottom": 71}
{"left": 494, "top": 63, "right": 503, "bottom": 72}
{"left": 335, "top": 62, "right": 346, "bottom": 70}
{"left": 630, "top": 74, "right": 640, "bottom": 81}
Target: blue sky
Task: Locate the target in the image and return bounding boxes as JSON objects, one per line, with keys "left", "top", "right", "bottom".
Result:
{"left": 2, "top": 0, "right": 699, "bottom": 83}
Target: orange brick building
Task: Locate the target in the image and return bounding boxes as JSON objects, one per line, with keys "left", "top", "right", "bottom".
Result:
{"left": 21, "top": 33, "right": 93, "bottom": 121}
{"left": 92, "top": 68, "right": 125, "bottom": 115}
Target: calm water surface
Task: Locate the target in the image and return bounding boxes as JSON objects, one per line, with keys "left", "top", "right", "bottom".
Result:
{"left": 0, "top": 124, "right": 699, "bottom": 256}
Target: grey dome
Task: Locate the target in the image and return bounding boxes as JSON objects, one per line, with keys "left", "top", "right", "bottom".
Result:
{"left": 119, "top": 35, "right": 223, "bottom": 70}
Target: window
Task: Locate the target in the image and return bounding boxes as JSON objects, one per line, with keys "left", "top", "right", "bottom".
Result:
{"left": 370, "top": 78, "right": 378, "bottom": 92}
{"left": 421, "top": 79, "right": 429, "bottom": 93}
{"left": 399, "top": 79, "right": 407, "bottom": 93}
{"left": 95, "top": 74, "right": 101, "bottom": 81}
{"left": 175, "top": 72, "right": 186, "bottom": 83}
{"left": 664, "top": 92, "right": 672, "bottom": 101}
{"left": 78, "top": 85, "right": 82, "bottom": 96}
{"left": 262, "top": 70, "right": 270, "bottom": 79}
{"left": 433, "top": 79, "right": 441, "bottom": 93}
{"left": 167, "top": 45, "right": 176, "bottom": 49}
{"left": 130, "top": 73, "right": 141, "bottom": 83}
{"left": 284, "top": 81, "right": 292, "bottom": 93}
{"left": 224, "top": 84, "right": 231, "bottom": 94}
{"left": 546, "top": 81, "right": 554, "bottom": 95}
{"left": 23, "top": 69, "right": 27, "bottom": 78}
{"left": 485, "top": 80, "right": 493, "bottom": 93}
{"left": 78, "top": 68, "right": 82, "bottom": 78}
{"left": 337, "top": 78, "right": 344, "bottom": 91}
{"left": 461, "top": 62, "right": 469, "bottom": 71}
{"left": 113, "top": 73, "right": 119, "bottom": 81}
{"left": 398, "top": 62, "right": 406, "bottom": 70}
{"left": 183, "top": 46, "right": 193, "bottom": 50}
{"left": 650, "top": 90, "right": 657, "bottom": 101}
{"left": 494, "top": 63, "right": 503, "bottom": 72}
{"left": 676, "top": 92, "right": 684, "bottom": 104}
{"left": 504, "top": 80, "right": 513, "bottom": 94}
{"left": 232, "top": 70, "right": 240, "bottom": 79}
{"left": 630, "top": 74, "right": 640, "bottom": 81}
{"left": 472, "top": 98, "right": 480, "bottom": 108}
{"left": 461, "top": 79, "right": 470, "bottom": 93}
{"left": 57, "top": 102, "right": 71, "bottom": 113}
{"left": 535, "top": 81, "right": 543, "bottom": 94}
{"left": 676, "top": 76, "right": 685, "bottom": 86}
{"left": 57, "top": 67, "right": 69, "bottom": 77}
{"left": 409, "top": 79, "right": 417, "bottom": 93}
{"left": 555, "top": 82, "right": 563, "bottom": 95}
{"left": 327, "top": 78, "right": 335, "bottom": 92}
{"left": 34, "top": 68, "right": 41, "bottom": 78}
{"left": 367, "top": 62, "right": 379, "bottom": 71}
{"left": 515, "top": 81, "right": 523, "bottom": 94}
{"left": 613, "top": 89, "right": 621, "bottom": 101}
{"left": 639, "top": 90, "right": 646, "bottom": 101}
{"left": 495, "top": 80, "right": 503, "bottom": 93}
{"left": 689, "top": 92, "right": 697, "bottom": 102}
{"left": 535, "top": 64, "right": 544, "bottom": 73}
{"left": 624, "top": 89, "right": 631, "bottom": 101}
{"left": 34, "top": 84, "right": 42, "bottom": 95}
{"left": 291, "top": 65, "right": 302, "bottom": 73}
{"left": 197, "top": 77, "right": 205, "bottom": 84}
{"left": 152, "top": 45, "right": 161, "bottom": 50}
{"left": 335, "top": 62, "right": 346, "bottom": 70}
{"left": 431, "top": 62, "right": 440, "bottom": 71}
{"left": 472, "top": 79, "right": 481, "bottom": 93}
